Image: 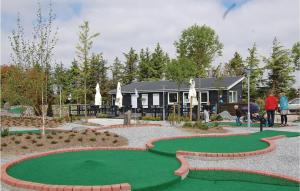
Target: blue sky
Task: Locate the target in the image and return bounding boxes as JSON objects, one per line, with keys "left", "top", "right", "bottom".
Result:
{"left": 1, "top": 0, "right": 299, "bottom": 87}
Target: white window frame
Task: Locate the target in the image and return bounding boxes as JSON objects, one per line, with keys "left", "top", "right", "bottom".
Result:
{"left": 183, "top": 92, "right": 189, "bottom": 106}
{"left": 168, "top": 92, "right": 178, "bottom": 105}
{"left": 153, "top": 93, "right": 160, "bottom": 106}
{"left": 141, "top": 94, "right": 148, "bottom": 108}
{"left": 229, "top": 91, "right": 238, "bottom": 103}
{"left": 131, "top": 94, "right": 138, "bottom": 108}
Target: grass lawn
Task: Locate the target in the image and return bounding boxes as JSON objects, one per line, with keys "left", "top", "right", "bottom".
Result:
{"left": 150, "top": 130, "right": 300, "bottom": 156}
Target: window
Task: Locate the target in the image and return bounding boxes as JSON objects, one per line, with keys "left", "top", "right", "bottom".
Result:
{"left": 153, "top": 93, "right": 160, "bottom": 106}
{"left": 131, "top": 94, "right": 138, "bottom": 108}
{"left": 141, "top": 94, "right": 148, "bottom": 108}
{"left": 183, "top": 92, "right": 189, "bottom": 105}
{"left": 229, "top": 91, "right": 238, "bottom": 103}
{"left": 168, "top": 92, "right": 178, "bottom": 105}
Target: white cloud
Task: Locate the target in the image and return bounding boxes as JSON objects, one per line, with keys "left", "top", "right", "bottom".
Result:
{"left": 1, "top": 0, "right": 299, "bottom": 86}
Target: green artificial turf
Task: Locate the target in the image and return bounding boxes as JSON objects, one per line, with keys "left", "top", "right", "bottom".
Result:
{"left": 7, "top": 150, "right": 181, "bottom": 191}
{"left": 162, "top": 170, "right": 299, "bottom": 191}
{"left": 150, "top": 130, "right": 300, "bottom": 156}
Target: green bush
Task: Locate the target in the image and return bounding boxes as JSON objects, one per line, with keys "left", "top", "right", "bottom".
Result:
{"left": 183, "top": 122, "right": 193, "bottom": 128}
{"left": 193, "top": 121, "right": 209, "bottom": 130}
{"left": 1, "top": 128, "right": 10, "bottom": 137}
{"left": 210, "top": 114, "right": 223, "bottom": 121}
{"left": 96, "top": 113, "right": 108, "bottom": 118}
{"left": 141, "top": 116, "right": 161, "bottom": 121}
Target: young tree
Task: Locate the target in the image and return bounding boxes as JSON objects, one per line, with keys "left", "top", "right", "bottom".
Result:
{"left": 111, "top": 57, "right": 124, "bottom": 89}
{"left": 224, "top": 52, "right": 244, "bottom": 76}
{"left": 53, "top": 63, "right": 67, "bottom": 118}
{"left": 291, "top": 42, "right": 300, "bottom": 70}
{"left": 66, "top": 60, "right": 82, "bottom": 104}
{"left": 175, "top": 24, "right": 223, "bottom": 77}
{"left": 166, "top": 58, "right": 197, "bottom": 115}
{"left": 244, "top": 43, "right": 263, "bottom": 99}
{"left": 123, "top": 47, "right": 138, "bottom": 84}
{"left": 138, "top": 48, "right": 152, "bottom": 81}
{"left": 265, "top": 38, "right": 295, "bottom": 95}
{"left": 76, "top": 21, "right": 99, "bottom": 121}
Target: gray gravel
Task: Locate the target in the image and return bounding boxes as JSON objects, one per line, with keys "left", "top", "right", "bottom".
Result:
{"left": 186, "top": 136, "right": 300, "bottom": 179}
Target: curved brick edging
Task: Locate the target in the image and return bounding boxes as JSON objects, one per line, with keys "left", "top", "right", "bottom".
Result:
{"left": 174, "top": 156, "right": 189, "bottom": 179}
{"left": 189, "top": 167, "right": 300, "bottom": 183}
{"left": 1, "top": 147, "right": 148, "bottom": 191}
{"left": 146, "top": 133, "right": 286, "bottom": 158}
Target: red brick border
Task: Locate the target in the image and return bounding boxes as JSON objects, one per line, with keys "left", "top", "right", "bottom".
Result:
{"left": 174, "top": 156, "right": 189, "bottom": 179}
{"left": 146, "top": 133, "right": 286, "bottom": 158}
{"left": 189, "top": 167, "right": 300, "bottom": 183}
{"left": 1, "top": 147, "right": 148, "bottom": 191}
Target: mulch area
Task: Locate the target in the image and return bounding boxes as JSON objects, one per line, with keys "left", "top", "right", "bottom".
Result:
{"left": 1, "top": 116, "right": 65, "bottom": 128}
{"left": 1, "top": 129, "right": 128, "bottom": 156}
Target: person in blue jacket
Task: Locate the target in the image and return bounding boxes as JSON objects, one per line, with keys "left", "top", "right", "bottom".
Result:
{"left": 279, "top": 92, "right": 289, "bottom": 126}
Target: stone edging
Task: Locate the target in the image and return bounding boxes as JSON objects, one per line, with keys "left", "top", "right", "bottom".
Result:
{"left": 1, "top": 147, "right": 148, "bottom": 191}
{"left": 174, "top": 156, "right": 189, "bottom": 179}
{"left": 189, "top": 167, "right": 300, "bottom": 183}
{"left": 146, "top": 133, "right": 286, "bottom": 158}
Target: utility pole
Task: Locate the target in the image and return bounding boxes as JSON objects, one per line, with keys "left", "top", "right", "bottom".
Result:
{"left": 197, "top": 78, "right": 201, "bottom": 121}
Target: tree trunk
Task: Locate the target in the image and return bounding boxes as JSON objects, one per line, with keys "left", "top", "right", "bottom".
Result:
{"left": 84, "top": 78, "right": 87, "bottom": 122}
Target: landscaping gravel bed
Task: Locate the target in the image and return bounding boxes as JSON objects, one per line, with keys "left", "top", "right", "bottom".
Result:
{"left": 186, "top": 136, "right": 300, "bottom": 179}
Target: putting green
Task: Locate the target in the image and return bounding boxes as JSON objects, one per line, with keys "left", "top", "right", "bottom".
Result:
{"left": 162, "top": 170, "right": 300, "bottom": 191}
{"left": 149, "top": 130, "right": 300, "bottom": 156}
{"left": 7, "top": 150, "right": 181, "bottom": 191}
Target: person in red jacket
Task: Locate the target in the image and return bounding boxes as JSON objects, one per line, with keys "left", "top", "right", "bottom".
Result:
{"left": 265, "top": 91, "right": 278, "bottom": 127}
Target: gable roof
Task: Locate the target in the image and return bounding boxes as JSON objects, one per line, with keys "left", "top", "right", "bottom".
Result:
{"left": 109, "top": 76, "right": 245, "bottom": 94}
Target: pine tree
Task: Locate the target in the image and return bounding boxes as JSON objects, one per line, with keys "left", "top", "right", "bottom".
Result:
{"left": 123, "top": 48, "right": 138, "bottom": 84}
{"left": 150, "top": 43, "right": 169, "bottom": 80}
{"left": 138, "top": 48, "right": 151, "bottom": 81}
{"left": 265, "top": 38, "right": 295, "bottom": 95}
{"left": 224, "top": 52, "right": 244, "bottom": 76}
{"left": 291, "top": 42, "right": 300, "bottom": 70}
{"left": 111, "top": 57, "right": 124, "bottom": 89}
{"left": 244, "top": 43, "right": 263, "bottom": 99}
{"left": 66, "top": 60, "right": 82, "bottom": 104}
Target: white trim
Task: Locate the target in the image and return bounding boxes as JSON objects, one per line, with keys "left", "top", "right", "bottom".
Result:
{"left": 141, "top": 94, "right": 148, "bottom": 108}
{"left": 153, "top": 93, "right": 160, "bottom": 106}
{"left": 227, "top": 77, "right": 245, "bottom": 90}
{"left": 183, "top": 92, "right": 189, "bottom": 105}
{"left": 168, "top": 92, "right": 178, "bottom": 105}
{"left": 228, "top": 90, "right": 238, "bottom": 103}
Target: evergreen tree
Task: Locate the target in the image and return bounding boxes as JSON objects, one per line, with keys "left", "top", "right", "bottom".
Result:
{"left": 265, "top": 38, "right": 295, "bottom": 95}
{"left": 138, "top": 48, "right": 151, "bottom": 81}
{"left": 224, "top": 52, "right": 244, "bottom": 76}
{"left": 111, "top": 57, "right": 124, "bottom": 89}
{"left": 291, "top": 42, "right": 300, "bottom": 70}
{"left": 150, "top": 43, "right": 169, "bottom": 79}
{"left": 66, "top": 60, "right": 82, "bottom": 104}
{"left": 244, "top": 43, "right": 263, "bottom": 99}
{"left": 88, "top": 53, "right": 109, "bottom": 104}
{"left": 123, "top": 47, "right": 138, "bottom": 84}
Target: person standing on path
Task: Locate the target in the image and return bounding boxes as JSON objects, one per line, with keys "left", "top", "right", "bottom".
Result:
{"left": 234, "top": 105, "right": 242, "bottom": 126}
{"left": 279, "top": 92, "right": 289, "bottom": 126}
{"left": 265, "top": 91, "right": 278, "bottom": 127}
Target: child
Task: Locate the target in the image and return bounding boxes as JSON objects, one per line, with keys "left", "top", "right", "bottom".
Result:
{"left": 234, "top": 105, "right": 242, "bottom": 126}
{"left": 279, "top": 92, "right": 289, "bottom": 126}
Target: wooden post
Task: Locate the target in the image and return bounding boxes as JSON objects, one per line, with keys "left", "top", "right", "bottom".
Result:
{"left": 189, "top": 96, "right": 193, "bottom": 121}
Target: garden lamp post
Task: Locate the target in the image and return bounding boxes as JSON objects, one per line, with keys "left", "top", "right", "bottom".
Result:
{"left": 245, "top": 67, "right": 251, "bottom": 128}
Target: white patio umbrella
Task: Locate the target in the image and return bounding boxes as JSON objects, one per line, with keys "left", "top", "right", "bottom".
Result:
{"left": 94, "top": 83, "right": 102, "bottom": 106}
{"left": 188, "top": 79, "right": 198, "bottom": 106}
{"left": 115, "top": 82, "right": 123, "bottom": 108}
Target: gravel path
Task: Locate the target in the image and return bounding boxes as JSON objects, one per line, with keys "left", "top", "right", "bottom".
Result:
{"left": 186, "top": 136, "right": 300, "bottom": 179}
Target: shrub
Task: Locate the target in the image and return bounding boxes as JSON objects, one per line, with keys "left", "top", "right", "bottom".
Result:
{"left": 1, "top": 143, "right": 7, "bottom": 147}
{"left": 89, "top": 138, "right": 96, "bottom": 142}
{"left": 64, "top": 139, "right": 71, "bottom": 143}
{"left": 51, "top": 141, "right": 58, "bottom": 144}
{"left": 58, "top": 136, "right": 63, "bottom": 139}
{"left": 96, "top": 113, "right": 108, "bottom": 118}
{"left": 46, "top": 135, "right": 53, "bottom": 139}
{"left": 105, "top": 133, "right": 111, "bottom": 136}
{"left": 37, "top": 136, "right": 42, "bottom": 139}
{"left": 95, "top": 132, "right": 101, "bottom": 136}
{"left": 211, "top": 121, "right": 219, "bottom": 128}
{"left": 25, "top": 135, "right": 31, "bottom": 139}
{"left": 14, "top": 140, "right": 20, "bottom": 144}
{"left": 31, "top": 139, "right": 37, "bottom": 144}
{"left": 114, "top": 134, "right": 119, "bottom": 137}
{"left": 51, "top": 131, "right": 57, "bottom": 135}
{"left": 11, "top": 136, "right": 15, "bottom": 141}
{"left": 193, "top": 121, "right": 209, "bottom": 130}
{"left": 102, "top": 138, "right": 106, "bottom": 141}
{"left": 113, "top": 140, "right": 118, "bottom": 144}
{"left": 16, "top": 133, "right": 22, "bottom": 136}
{"left": 78, "top": 137, "right": 83, "bottom": 142}
{"left": 69, "top": 134, "right": 76, "bottom": 137}
{"left": 36, "top": 143, "right": 43, "bottom": 147}
{"left": 141, "top": 116, "right": 161, "bottom": 121}
{"left": 210, "top": 114, "right": 223, "bottom": 121}
{"left": 1, "top": 128, "right": 10, "bottom": 137}
{"left": 183, "top": 122, "right": 193, "bottom": 128}
{"left": 21, "top": 146, "right": 28, "bottom": 149}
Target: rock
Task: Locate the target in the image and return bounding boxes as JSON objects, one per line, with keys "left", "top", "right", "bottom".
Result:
{"left": 3, "top": 102, "right": 10, "bottom": 110}
{"left": 124, "top": 110, "right": 132, "bottom": 125}
{"left": 22, "top": 107, "right": 35, "bottom": 117}
{"left": 219, "top": 111, "right": 235, "bottom": 120}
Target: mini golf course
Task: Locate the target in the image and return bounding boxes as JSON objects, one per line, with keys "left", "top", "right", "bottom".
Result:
{"left": 2, "top": 130, "right": 300, "bottom": 191}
